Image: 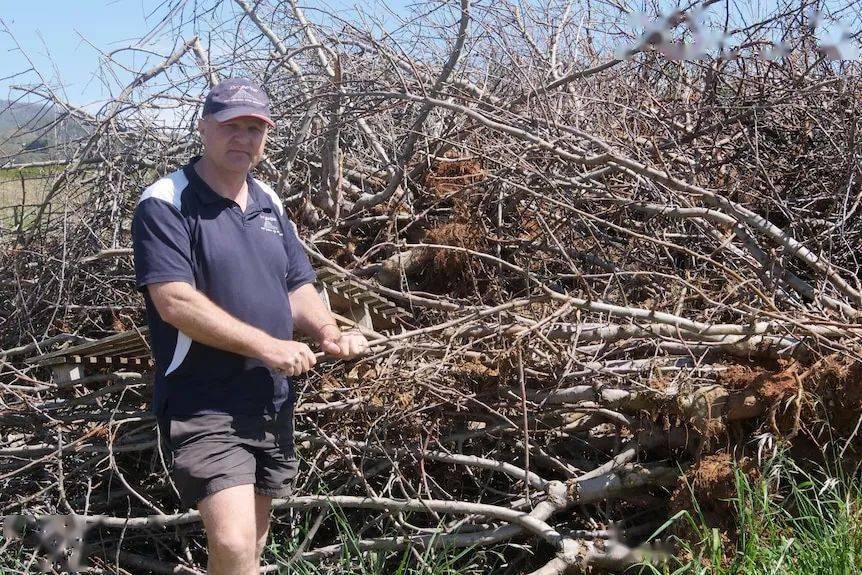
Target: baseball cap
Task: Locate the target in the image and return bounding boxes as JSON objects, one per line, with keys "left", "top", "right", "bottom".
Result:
{"left": 202, "top": 78, "right": 275, "bottom": 127}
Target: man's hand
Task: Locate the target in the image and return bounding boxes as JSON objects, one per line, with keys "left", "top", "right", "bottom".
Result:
{"left": 318, "top": 324, "right": 369, "bottom": 359}
{"left": 259, "top": 339, "right": 317, "bottom": 376}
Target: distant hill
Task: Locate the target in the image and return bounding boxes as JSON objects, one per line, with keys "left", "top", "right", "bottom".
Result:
{"left": 0, "top": 99, "right": 88, "bottom": 165}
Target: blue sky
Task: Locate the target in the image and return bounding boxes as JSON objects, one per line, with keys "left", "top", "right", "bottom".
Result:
{"left": 1, "top": 1, "right": 168, "bottom": 107}
{"left": 0, "top": 0, "right": 407, "bottom": 109}
{"left": 2, "top": 1, "right": 857, "bottom": 110}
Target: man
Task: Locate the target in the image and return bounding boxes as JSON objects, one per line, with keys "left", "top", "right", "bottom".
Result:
{"left": 131, "top": 77, "right": 368, "bottom": 574}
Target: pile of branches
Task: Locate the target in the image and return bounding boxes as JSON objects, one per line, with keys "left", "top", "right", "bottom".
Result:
{"left": 2, "top": 0, "right": 862, "bottom": 572}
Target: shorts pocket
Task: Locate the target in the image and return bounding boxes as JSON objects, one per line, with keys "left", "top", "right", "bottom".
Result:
{"left": 169, "top": 417, "right": 187, "bottom": 448}
{"left": 169, "top": 414, "right": 231, "bottom": 449}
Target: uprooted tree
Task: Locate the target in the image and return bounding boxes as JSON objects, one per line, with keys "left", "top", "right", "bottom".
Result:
{"left": 1, "top": 0, "right": 862, "bottom": 573}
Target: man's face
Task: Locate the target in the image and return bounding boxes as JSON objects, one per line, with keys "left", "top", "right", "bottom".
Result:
{"left": 198, "top": 115, "right": 269, "bottom": 173}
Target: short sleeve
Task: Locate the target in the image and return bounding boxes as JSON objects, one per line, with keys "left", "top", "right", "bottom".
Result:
{"left": 282, "top": 218, "right": 317, "bottom": 292}
{"left": 131, "top": 198, "right": 195, "bottom": 292}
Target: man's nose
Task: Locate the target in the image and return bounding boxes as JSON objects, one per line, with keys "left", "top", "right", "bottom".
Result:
{"left": 231, "top": 130, "right": 254, "bottom": 145}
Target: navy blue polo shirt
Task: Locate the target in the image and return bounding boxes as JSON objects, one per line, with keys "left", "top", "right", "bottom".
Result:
{"left": 131, "top": 157, "right": 317, "bottom": 417}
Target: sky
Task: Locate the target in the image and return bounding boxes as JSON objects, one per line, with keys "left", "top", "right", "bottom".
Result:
{"left": 0, "top": 0, "right": 407, "bottom": 110}
{"left": 2, "top": 0, "right": 858, "bottom": 111}
{"left": 1, "top": 1, "right": 171, "bottom": 107}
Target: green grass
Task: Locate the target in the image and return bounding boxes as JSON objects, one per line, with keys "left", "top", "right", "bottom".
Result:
{"left": 264, "top": 502, "right": 498, "bottom": 574}
{"left": 645, "top": 451, "right": 862, "bottom": 575}
{"left": 0, "top": 175, "right": 51, "bottom": 209}
{"left": 0, "top": 166, "right": 57, "bottom": 179}
{"left": 7, "top": 449, "right": 858, "bottom": 574}
{"left": 0, "top": 506, "right": 497, "bottom": 575}
{"left": 0, "top": 525, "right": 36, "bottom": 574}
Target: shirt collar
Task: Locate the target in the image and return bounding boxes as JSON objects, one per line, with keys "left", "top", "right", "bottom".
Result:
{"left": 184, "top": 156, "right": 258, "bottom": 209}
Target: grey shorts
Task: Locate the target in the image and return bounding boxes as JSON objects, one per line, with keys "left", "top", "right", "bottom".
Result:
{"left": 157, "top": 403, "right": 298, "bottom": 509}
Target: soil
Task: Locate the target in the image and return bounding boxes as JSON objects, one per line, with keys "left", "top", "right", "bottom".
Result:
{"left": 415, "top": 221, "right": 488, "bottom": 296}
{"left": 668, "top": 353, "right": 862, "bottom": 560}
{"left": 794, "top": 354, "right": 862, "bottom": 464}
{"left": 422, "top": 155, "right": 485, "bottom": 197}
{"left": 806, "top": 354, "right": 862, "bottom": 434}
{"left": 669, "top": 452, "right": 759, "bottom": 558}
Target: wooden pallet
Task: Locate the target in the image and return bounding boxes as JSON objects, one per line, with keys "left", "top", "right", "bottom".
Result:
{"left": 26, "top": 328, "right": 153, "bottom": 382}
{"left": 315, "top": 268, "right": 409, "bottom": 330}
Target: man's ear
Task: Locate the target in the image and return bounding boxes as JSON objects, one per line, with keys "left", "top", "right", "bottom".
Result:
{"left": 197, "top": 117, "right": 207, "bottom": 139}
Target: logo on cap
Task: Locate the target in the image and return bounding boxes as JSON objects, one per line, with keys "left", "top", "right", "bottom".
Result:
{"left": 225, "top": 85, "right": 267, "bottom": 106}
{"left": 203, "top": 78, "right": 275, "bottom": 127}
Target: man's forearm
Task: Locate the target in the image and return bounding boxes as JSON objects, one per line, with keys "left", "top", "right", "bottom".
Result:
{"left": 149, "top": 281, "right": 276, "bottom": 360}
{"left": 289, "top": 283, "right": 339, "bottom": 340}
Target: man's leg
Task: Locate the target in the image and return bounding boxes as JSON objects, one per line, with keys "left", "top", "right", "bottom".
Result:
{"left": 254, "top": 493, "right": 273, "bottom": 562}
{"left": 252, "top": 401, "right": 297, "bottom": 564}
{"left": 198, "top": 484, "right": 259, "bottom": 575}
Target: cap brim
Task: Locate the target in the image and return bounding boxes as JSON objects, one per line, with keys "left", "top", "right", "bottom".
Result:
{"left": 210, "top": 108, "right": 276, "bottom": 128}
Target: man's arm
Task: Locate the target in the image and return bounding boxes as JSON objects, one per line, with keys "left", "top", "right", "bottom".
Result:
{"left": 148, "top": 281, "right": 317, "bottom": 376}
{"left": 288, "top": 283, "right": 368, "bottom": 358}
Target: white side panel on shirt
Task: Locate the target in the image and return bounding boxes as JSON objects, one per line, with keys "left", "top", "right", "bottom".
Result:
{"left": 165, "top": 330, "right": 192, "bottom": 376}
{"left": 138, "top": 169, "right": 189, "bottom": 211}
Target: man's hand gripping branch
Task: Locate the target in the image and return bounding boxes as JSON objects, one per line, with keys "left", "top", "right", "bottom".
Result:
{"left": 147, "top": 281, "right": 369, "bottom": 378}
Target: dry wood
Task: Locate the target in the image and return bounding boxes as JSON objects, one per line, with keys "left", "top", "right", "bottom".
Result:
{"left": 2, "top": 0, "right": 861, "bottom": 572}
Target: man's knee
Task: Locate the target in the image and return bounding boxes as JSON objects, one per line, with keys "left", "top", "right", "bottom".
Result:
{"left": 208, "top": 527, "right": 258, "bottom": 565}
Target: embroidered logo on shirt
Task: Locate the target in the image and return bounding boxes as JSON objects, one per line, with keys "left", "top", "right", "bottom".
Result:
{"left": 260, "top": 214, "right": 283, "bottom": 236}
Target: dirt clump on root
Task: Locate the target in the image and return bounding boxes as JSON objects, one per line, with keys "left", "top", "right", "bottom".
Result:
{"left": 411, "top": 153, "right": 491, "bottom": 295}
{"left": 793, "top": 354, "right": 862, "bottom": 464}
{"left": 668, "top": 355, "right": 862, "bottom": 559}
{"left": 423, "top": 155, "right": 485, "bottom": 197}
{"left": 718, "top": 362, "right": 797, "bottom": 398}
{"left": 805, "top": 354, "right": 862, "bottom": 433}
{"left": 712, "top": 355, "right": 862, "bottom": 467}
{"left": 719, "top": 363, "right": 800, "bottom": 423}
{"left": 415, "top": 221, "right": 488, "bottom": 296}
{"left": 669, "top": 453, "right": 760, "bottom": 561}
{"left": 680, "top": 363, "right": 800, "bottom": 439}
